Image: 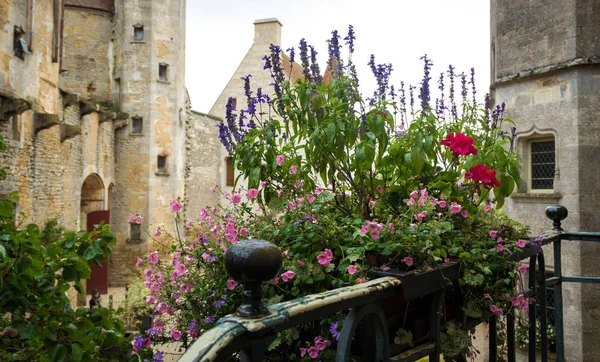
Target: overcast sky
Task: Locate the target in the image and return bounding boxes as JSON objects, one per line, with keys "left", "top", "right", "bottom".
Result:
{"left": 186, "top": 0, "right": 490, "bottom": 115}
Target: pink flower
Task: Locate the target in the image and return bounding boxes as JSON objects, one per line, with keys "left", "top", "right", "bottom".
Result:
{"left": 489, "top": 230, "right": 498, "bottom": 238}
{"left": 290, "top": 165, "right": 298, "bottom": 175}
{"left": 461, "top": 210, "right": 469, "bottom": 218}
{"left": 231, "top": 194, "right": 241, "bottom": 204}
{"left": 297, "top": 260, "right": 305, "bottom": 267}
{"left": 226, "top": 279, "right": 238, "bottom": 290}
{"left": 406, "top": 198, "right": 415, "bottom": 206}
{"left": 276, "top": 155, "right": 285, "bottom": 166}
{"left": 347, "top": 265, "right": 358, "bottom": 275}
{"left": 306, "top": 194, "right": 316, "bottom": 204}
{"left": 517, "top": 239, "right": 527, "bottom": 248}
{"left": 276, "top": 189, "right": 284, "bottom": 197}
{"left": 170, "top": 328, "right": 182, "bottom": 341}
{"left": 420, "top": 188, "right": 428, "bottom": 198}
{"left": 200, "top": 208, "right": 208, "bottom": 218}
{"left": 370, "top": 200, "right": 377, "bottom": 209}
{"left": 170, "top": 199, "right": 183, "bottom": 212}
{"left": 403, "top": 257, "right": 414, "bottom": 267}
{"left": 317, "top": 249, "right": 334, "bottom": 266}
{"left": 247, "top": 188, "right": 259, "bottom": 199}
{"left": 210, "top": 186, "right": 216, "bottom": 193}
{"left": 135, "top": 257, "right": 145, "bottom": 267}
{"left": 376, "top": 185, "right": 384, "bottom": 194}
{"left": 360, "top": 224, "right": 369, "bottom": 234}
{"left": 307, "top": 346, "right": 319, "bottom": 358}
{"left": 239, "top": 227, "right": 248, "bottom": 236}
{"left": 299, "top": 348, "right": 307, "bottom": 357}
{"left": 289, "top": 201, "right": 296, "bottom": 211}
{"left": 409, "top": 190, "right": 419, "bottom": 199}
{"left": 490, "top": 305, "right": 504, "bottom": 315}
{"left": 415, "top": 211, "right": 427, "bottom": 223}
{"left": 437, "top": 200, "right": 447, "bottom": 208}
{"left": 271, "top": 277, "right": 280, "bottom": 285}
{"left": 314, "top": 187, "right": 323, "bottom": 195}
{"left": 260, "top": 181, "right": 266, "bottom": 189}
{"left": 370, "top": 229, "right": 381, "bottom": 240}
{"left": 485, "top": 204, "right": 492, "bottom": 212}
{"left": 450, "top": 203, "right": 462, "bottom": 214}
{"left": 281, "top": 270, "right": 295, "bottom": 282}
{"left": 148, "top": 251, "right": 159, "bottom": 264}
{"left": 512, "top": 294, "right": 525, "bottom": 307}
{"left": 314, "top": 336, "right": 331, "bottom": 351}
{"left": 497, "top": 243, "right": 504, "bottom": 251}
{"left": 388, "top": 223, "right": 395, "bottom": 234}
{"left": 380, "top": 264, "right": 390, "bottom": 271}
{"left": 357, "top": 278, "right": 367, "bottom": 284}
{"left": 185, "top": 220, "right": 193, "bottom": 229}
{"left": 518, "top": 264, "right": 528, "bottom": 274}
{"left": 153, "top": 229, "right": 161, "bottom": 237}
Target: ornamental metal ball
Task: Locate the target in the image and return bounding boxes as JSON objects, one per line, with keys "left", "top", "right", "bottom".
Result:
{"left": 545, "top": 205, "right": 568, "bottom": 231}
{"left": 224, "top": 239, "right": 283, "bottom": 317}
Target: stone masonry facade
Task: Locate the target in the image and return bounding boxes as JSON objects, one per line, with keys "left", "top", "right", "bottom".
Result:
{"left": 492, "top": 0, "right": 600, "bottom": 360}
{"left": 0, "top": 0, "right": 220, "bottom": 307}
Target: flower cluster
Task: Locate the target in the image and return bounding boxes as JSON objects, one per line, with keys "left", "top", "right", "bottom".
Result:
{"left": 440, "top": 132, "right": 478, "bottom": 156}
{"left": 128, "top": 213, "right": 144, "bottom": 224}
{"left": 300, "top": 336, "right": 332, "bottom": 359}
{"left": 465, "top": 164, "right": 501, "bottom": 188}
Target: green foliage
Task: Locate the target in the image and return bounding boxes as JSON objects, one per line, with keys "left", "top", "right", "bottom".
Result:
{"left": 0, "top": 135, "right": 132, "bottom": 361}
{"left": 440, "top": 323, "right": 471, "bottom": 360}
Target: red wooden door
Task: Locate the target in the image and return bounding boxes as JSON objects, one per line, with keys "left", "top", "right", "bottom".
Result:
{"left": 86, "top": 210, "right": 110, "bottom": 294}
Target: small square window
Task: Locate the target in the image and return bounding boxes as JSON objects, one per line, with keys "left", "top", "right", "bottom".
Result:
{"left": 158, "top": 64, "right": 168, "bottom": 81}
{"left": 10, "top": 115, "right": 21, "bottom": 141}
{"left": 157, "top": 155, "right": 167, "bottom": 173}
{"left": 530, "top": 139, "right": 555, "bottom": 190}
{"left": 133, "top": 25, "right": 144, "bottom": 41}
{"left": 231, "top": 98, "right": 237, "bottom": 108}
{"left": 226, "top": 157, "right": 234, "bottom": 186}
{"left": 131, "top": 117, "right": 143, "bottom": 134}
{"left": 130, "top": 223, "right": 141, "bottom": 241}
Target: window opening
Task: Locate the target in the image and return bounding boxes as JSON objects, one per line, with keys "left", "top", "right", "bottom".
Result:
{"left": 530, "top": 140, "right": 555, "bottom": 190}
{"left": 131, "top": 117, "right": 143, "bottom": 134}
{"left": 157, "top": 156, "right": 167, "bottom": 173}
{"left": 133, "top": 25, "right": 144, "bottom": 41}
{"left": 226, "top": 157, "right": 234, "bottom": 186}
{"left": 158, "top": 64, "right": 168, "bottom": 81}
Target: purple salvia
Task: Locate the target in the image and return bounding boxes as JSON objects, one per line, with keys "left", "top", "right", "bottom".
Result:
{"left": 437, "top": 72, "right": 446, "bottom": 121}
{"left": 409, "top": 85, "right": 415, "bottom": 117}
{"left": 309, "top": 46, "right": 322, "bottom": 84}
{"left": 299, "top": 38, "right": 311, "bottom": 81}
{"left": 344, "top": 25, "right": 355, "bottom": 54}
{"left": 328, "top": 30, "right": 342, "bottom": 74}
{"left": 447, "top": 65, "right": 458, "bottom": 121}
{"left": 418, "top": 54, "right": 433, "bottom": 112}
{"left": 225, "top": 97, "right": 241, "bottom": 143}
{"left": 470, "top": 68, "right": 476, "bottom": 106}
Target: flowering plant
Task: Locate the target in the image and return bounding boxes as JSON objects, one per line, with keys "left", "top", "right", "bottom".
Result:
{"left": 134, "top": 27, "right": 536, "bottom": 361}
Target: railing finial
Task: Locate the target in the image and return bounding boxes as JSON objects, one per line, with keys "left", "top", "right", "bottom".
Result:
{"left": 545, "top": 205, "right": 568, "bottom": 231}
{"left": 224, "top": 239, "right": 282, "bottom": 317}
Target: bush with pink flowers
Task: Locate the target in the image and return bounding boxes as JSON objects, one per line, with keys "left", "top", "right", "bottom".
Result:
{"left": 131, "top": 27, "right": 537, "bottom": 361}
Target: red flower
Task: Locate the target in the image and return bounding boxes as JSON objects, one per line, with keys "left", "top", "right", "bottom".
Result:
{"left": 440, "top": 132, "right": 478, "bottom": 156}
{"left": 465, "top": 164, "right": 501, "bottom": 187}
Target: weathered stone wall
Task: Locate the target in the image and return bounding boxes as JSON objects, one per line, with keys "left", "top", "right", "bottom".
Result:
{"left": 208, "top": 19, "right": 302, "bottom": 196}
{"left": 184, "top": 110, "right": 221, "bottom": 220}
{"left": 492, "top": 1, "right": 600, "bottom": 360}
{"left": 60, "top": 7, "right": 114, "bottom": 102}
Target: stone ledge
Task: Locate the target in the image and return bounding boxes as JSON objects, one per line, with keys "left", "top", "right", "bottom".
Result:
{"left": 511, "top": 192, "right": 562, "bottom": 203}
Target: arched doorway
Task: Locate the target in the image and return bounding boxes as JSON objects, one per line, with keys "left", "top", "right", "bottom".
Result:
{"left": 80, "top": 174, "right": 110, "bottom": 302}
{"left": 80, "top": 173, "right": 105, "bottom": 228}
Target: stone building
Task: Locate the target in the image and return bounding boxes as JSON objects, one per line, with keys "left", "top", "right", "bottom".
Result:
{"left": 206, "top": 18, "right": 302, "bottom": 197}
{"left": 491, "top": 0, "right": 600, "bottom": 360}
{"left": 0, "top": 0, "right": 200, "bottom": 303}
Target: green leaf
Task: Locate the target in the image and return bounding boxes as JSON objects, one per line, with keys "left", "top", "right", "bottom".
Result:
{"left": 71, "top": 343, "right": 83, "bottom": 362}
{"left": 62, "top": 266, "right": 79, "bottom": 282}
{"left": 50, "top": 344, "right": 68, "bottom": 362}
{"left": 13, "top": 320, "right": 36, "bottom": 339}
{"left": 0, "top": 243, "right": 6, "bottom": 259}
{"left": 74, "top": 281, "right": 84, "bottom": 294}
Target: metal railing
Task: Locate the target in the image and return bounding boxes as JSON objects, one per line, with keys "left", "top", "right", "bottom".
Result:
{"left": 178, "top": 205, "right": 597, "bottom": 362}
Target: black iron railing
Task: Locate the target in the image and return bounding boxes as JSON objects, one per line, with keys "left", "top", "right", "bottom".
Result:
{"left": 178, "top": 206, "right": 599, "bottom": 362}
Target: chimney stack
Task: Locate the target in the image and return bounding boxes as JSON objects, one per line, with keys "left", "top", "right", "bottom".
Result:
{"left": 253, "top": 18, "right": 282, "bottom": 46}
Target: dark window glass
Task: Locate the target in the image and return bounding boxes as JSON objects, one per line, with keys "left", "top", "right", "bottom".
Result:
{"left": 132, "top": 117, "right": 143, "bottom": 134}
{"left": 159, "top": 64, "right": 168, "bottom": 81}
{"left": 134, "top": 26, "right": 144, "bottom": 41}
{"left": 158, "top": 156, "right": 167, "bottom": 172}
{"left": 531, "top": 140, "right": 555, "bottom": 190}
